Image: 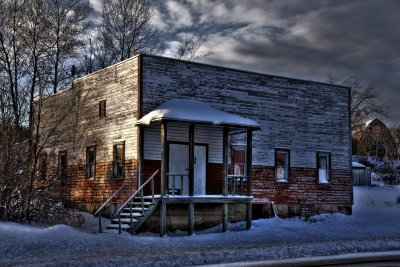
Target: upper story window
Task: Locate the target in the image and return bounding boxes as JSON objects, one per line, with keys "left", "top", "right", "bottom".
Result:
{"left": 232, "top": 146, "right": 246, "bottom": 176}
{"left": 99, "top": 100, "right": 106, "bottom": 118}
{"left": 86, "top": 146, "right": 96, "bottom": 179}
{"left": 58, "top": 150, "right": 67, "bottom": 180}
{"left": 113, "top": 142, "right": 125, "bottom": 178}
{"left": 275, "top": 149, "right": 289, "bottom": 182}
{"left": 317, "top": 152, "right": 331, "bottom": 183}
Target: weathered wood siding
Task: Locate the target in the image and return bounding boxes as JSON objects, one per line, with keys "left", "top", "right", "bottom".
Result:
{"left": 143, "top": 123, "right": 222, "bottom": 163}
{"left": 39, "top": 56, "right": 140, "bottom": 208}
{"left": 140, "top": 55, "right": 352, "bottom": 207}
{"left": 141, "top": 55, "right": 351, "bottom": 169}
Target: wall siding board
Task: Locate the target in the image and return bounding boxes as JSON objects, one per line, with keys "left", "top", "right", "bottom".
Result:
{"left": 140, "top": 55, "right": 352, "bottom": 207}
{"left": 144, "top": 123, "right": 223, "bottom": 163}
{"left": 39, "top": 57, "right": 140, "bottom": 209}
{"left": 141, "top": 55, "right": 351, "bottom": 170}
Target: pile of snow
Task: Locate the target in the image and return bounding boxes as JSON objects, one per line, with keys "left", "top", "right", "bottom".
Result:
{"left": 1, "top": 186, "right": 400, "bottom": 266}
{"left": 137, "top": 99, "right": 260, "bottom": 128}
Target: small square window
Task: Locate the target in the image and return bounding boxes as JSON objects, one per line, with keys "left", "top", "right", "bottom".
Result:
{"left": 99, "top": 100, "right": 106, "bottom": 118}
{"left": 86, "top": 146, "right": 96, "bottom": 179}
{"left": 317, "top": 152, "right": 331, "bottom": 183}
{"left": 113, "top": 143, "right": 125, "bottom": 178}
{"left": 275, "top": 149, "right": 289, "bottom": 182}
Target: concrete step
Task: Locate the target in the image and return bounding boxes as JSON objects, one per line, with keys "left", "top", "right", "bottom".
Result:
{"left": 119, "top": 212, "right": 143, "bottom": 217}
{"left": 123, "top": 207, "right": 149, "bottom": 212}
{"left": 112, "top": 218, "right": 138, "bottom": 224}
{"left": 131, "top": 202, "right": 154, "bottom": 206}
{"left": 133, "top": 195, "right": 161, "bottom": 201}
{"left": 106, "top": 223, "right": 132, "bottom": 230}
{"left": 112, "top": 218, "right": 138, "bottom": 223}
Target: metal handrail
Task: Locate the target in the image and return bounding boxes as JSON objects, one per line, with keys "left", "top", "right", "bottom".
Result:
{"left": 115, "top": 169, "right": 159, "bottom": 216}
{"left": 115, "top": 169, "right": 159, "bottom": 234}
{"left": 94, "top": 180, "right": 129, "bottom": 217}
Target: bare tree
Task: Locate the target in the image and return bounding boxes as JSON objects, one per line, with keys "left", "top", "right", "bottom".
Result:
{"left": 328, "top": 76, "right": 387, "bottom": 132}
{"left": 175, "top": 32, "right": 210, "bottom": 61}
{"left": 0, "top": 0, "right": 28, "bottom": 130}
{"left": 46, "top": 0, "right": 91, "bottom": 94}
{"left": 98, "top": 0, "right": 161, "bottom": 65}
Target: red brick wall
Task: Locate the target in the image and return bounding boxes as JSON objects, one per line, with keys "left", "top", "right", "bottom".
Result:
{"left": 143, "top": 160, "right": 161, "bottom": 195}
{"left": 45, "top": 159, "right": 138, "bottom": 212}
{"left": 206, "top": 163, "right": 223, "bottom": 194}
{"left": 252, "top": 165, "right": 352, "bottom": 206}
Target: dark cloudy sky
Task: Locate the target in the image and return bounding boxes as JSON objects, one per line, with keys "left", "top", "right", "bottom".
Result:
{"left": 91, "top": 0, "right": 400, "bottom": 125}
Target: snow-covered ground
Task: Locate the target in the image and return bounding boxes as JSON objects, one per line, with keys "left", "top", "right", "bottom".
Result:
{"left": 1, "top": 186, "right": 399, "bottom": 266}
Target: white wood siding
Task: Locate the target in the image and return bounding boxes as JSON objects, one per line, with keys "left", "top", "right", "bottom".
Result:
{"left": 143, "top": 122, "right": 223, "bottom": 163}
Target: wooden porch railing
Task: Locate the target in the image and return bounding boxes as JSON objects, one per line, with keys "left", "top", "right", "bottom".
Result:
{"left": 167, "top": 173, "right": 189, "bottom": 195}
{"left": 228, "top": 175, "right": 248, "bottom": 195}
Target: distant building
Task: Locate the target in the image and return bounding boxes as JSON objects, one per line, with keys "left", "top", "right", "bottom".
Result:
{"left": 355, "top": 119, "right": 396, "bottom": 159}
{"left": 37, "top": 54, "right": 352, "bottom": 235}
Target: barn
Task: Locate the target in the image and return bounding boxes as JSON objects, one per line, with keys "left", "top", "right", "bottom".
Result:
{"left": 38, "top": 54, "right": 353, "bottom": 235}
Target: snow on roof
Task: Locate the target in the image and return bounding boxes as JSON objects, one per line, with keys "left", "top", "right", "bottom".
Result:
{"left": 136, "top": 99, "right": 260, "bottom": 128}
{"left": 352, "top": 162, "right": 366, "bottom": 168}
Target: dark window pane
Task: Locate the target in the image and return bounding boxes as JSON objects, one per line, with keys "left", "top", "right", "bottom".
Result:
{"left": 59, "top": 151, "right": 67, "bottom": 179}
{"left": 99, "top": 100, "right": 106, "bottom": 117}
{"left": 86, "top": 147, "right": 95, "bottom": 178}
{"left": 113, "top": 144, "right": 124, "bottom": 177}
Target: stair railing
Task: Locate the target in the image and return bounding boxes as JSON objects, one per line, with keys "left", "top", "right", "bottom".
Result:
{"left": 114, "top": 169, "right": 159, "bottom": 234}
{"left": 94, "top": 180, "right": 130, "bottom": 233}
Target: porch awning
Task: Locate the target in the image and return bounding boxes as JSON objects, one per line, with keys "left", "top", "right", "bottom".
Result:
{"left": 136, "top": 99, "right": 260, "bottom": 129}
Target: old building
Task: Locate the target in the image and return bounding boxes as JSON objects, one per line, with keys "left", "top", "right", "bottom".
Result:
{"left": 38, "top": 54, "right": 352, "bottom": 235}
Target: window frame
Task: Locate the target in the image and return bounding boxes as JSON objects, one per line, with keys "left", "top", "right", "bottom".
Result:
{"left": 86, "top": 146, "right": 96, "bottom": 179}
{"left": 58, "top": 150, "right": 68, "bottom": 180}
{"left": 275, "top": 148, "right": 290, "bottom": 182}
{"left": 317, "top": 151, "right": 331, "bottom": 184}
{"left": 38, "top": 153, "right": 47, "bottom": 180}
{"left": 113, "top": 142, "right": 125, "bottom": 179}
{"left": 232, "top": 145, "right": 246, "bottom": 176}
{"left": 99, "top": 99, "right": 106, "bottom": 118}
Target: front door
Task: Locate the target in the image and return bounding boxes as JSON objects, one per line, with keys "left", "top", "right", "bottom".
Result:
{"left": 169, "top": 143, "right": 206, "bottom": 195}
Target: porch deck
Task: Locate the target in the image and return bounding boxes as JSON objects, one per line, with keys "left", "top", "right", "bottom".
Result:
{"left": 163, "top": 194, "right": 253, "bottom": 204}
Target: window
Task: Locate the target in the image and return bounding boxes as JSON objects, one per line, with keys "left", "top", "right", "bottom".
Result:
{"left": 232, "top": 147, "right": 246, "bottom": 176}
{"left": 275, "top": 149, "right": 289, "bottom": 182}
{"left": 113, "top": 143, "right": 125, "bottom": 178}
{"left": 86, "top": 146, "right": 96, "bottom": 179}
{"left": 99, "top": 100, "right": 106, "bottom": 117}
{"left": 39, "top": 153, "right": 47, "bottom": 180}
{"left": 58, "top": 150, "right": 67, "bottom": 180}
{"left": 317, "top": 152, "right": 331, "bottom": 183}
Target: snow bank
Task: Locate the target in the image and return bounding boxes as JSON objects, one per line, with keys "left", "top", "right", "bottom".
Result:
{"left": 0, "top": 186, "right": 399, "bottom": 266}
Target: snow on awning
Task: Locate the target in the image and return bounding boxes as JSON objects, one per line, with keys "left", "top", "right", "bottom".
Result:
{"left": 352, "top": 162, "right": 366, "bottom": 168}
{"left": 136, "top": 99, "right": 260, "bottom": 129}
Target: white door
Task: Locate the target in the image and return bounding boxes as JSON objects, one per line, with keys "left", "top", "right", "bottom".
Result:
{"left": 168, "top": 143, "right": 206, "bottom": 195}
{"left": 169, "top": 144, "right": 189, "bottom": 195}
{"left": 194, "top": 145, "right": 206, "bottom": 195}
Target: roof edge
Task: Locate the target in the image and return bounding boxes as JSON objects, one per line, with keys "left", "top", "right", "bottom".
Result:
{"left": 140, "top": 54, "right": 351, "bottom": 90}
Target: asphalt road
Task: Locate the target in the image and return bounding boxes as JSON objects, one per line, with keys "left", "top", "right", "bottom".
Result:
{"left": 207, "top": 250, "right": 400, "bottom": 267}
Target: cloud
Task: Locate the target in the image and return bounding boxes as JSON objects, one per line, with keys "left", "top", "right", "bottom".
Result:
{"left": 139, "top": 0, "right": 400, "bottom": 124}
